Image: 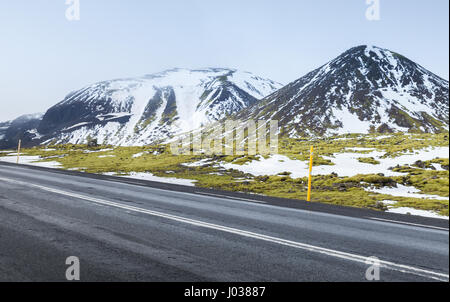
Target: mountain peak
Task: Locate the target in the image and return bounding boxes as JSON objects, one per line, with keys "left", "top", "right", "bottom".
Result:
{"left": 33, "top": 68, "right": 283, "bottom": 146}
{"left": 1, "top": 47, "right": 448, "bottom": 148}
{"left": 239, "top": 46, "right": 449, "bottom": 136}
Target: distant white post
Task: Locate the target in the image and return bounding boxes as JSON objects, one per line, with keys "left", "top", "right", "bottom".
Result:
{"left": 16, "top": 139, "right": 22, "bottom": 164}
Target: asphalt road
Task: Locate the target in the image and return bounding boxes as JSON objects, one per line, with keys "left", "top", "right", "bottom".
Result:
{"left": 0, "top": 162, "right": 448, "bottom": 282}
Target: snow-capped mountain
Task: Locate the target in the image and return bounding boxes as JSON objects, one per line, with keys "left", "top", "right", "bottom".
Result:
{"left": 35, "top": 68, "right": 282, "bottom": 145}
{"left": 0, "top": 113, "right": 43, "bottom": 149}
{"left": 237, "top": 45, "right": 449, "bottom": 137}
{"left": 0, "top": 121, "right": 10, "bottom": 142}
{"left": 1, "top": 47, "right": 448, "bottom": 149}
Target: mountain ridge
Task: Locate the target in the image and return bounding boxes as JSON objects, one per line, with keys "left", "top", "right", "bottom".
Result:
{"left": 7, "top": 68, "right": 282, "bottom": 147}
{"left": 236, "top": 45, "right": 449, "bottom": 137}
{"left": 0, "top": 46, "right": 448, "bottom": 149}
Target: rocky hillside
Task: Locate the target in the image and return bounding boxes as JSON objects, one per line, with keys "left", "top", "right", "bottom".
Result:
{"left": 0, "top": 113, "right": 43, "bottom": 149}
{"left": 237, "top": 45, "right": 449, "bottom": 137}
{"left": 1, "top": 47, "right": 448, "bottom": 149}
{"left": 26, "top": 68, "right": 282, "bottom": 146}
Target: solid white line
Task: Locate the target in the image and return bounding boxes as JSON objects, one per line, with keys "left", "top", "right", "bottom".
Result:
{"left": 368, "top": 217, "right": 449, "bottom": 231}
{"left": 0, "top": 176, "right": 448, "bottom": 282}
{"left": 194, "top": 191, "right": 267, "bottom": 204}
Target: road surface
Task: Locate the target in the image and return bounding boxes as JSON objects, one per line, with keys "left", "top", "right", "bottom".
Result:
{"left": 0, "top": 162, "right": 448, "bottom": 282}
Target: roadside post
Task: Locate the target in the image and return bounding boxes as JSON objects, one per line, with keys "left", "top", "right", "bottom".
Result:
{"left": 307, "top": 146, "right": 313, "bottom": 202}
{"left": 16, "top": 139, "right": 21, "bottom": 164}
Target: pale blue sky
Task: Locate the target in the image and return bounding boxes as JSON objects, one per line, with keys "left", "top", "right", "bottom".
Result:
{"left": 0, "top": 0, "right": 448, "bottom": 121}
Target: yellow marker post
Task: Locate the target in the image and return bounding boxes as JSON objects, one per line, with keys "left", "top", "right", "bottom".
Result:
{"left": 307, "top": 145, "right": 314, "bottom": 202}
{"left": 16, "top": 139, "right": 21, "bottom": 164}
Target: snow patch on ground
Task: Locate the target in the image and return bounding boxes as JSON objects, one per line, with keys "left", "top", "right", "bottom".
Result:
{"left": 83, "top": 149, "right": 114, "bottom": 153}
{"left": 374, "top": 135, "right": 392, "bottom": 140}
{"left": 132, "top": 152, "right": 146, "bottom": 158}
{"left": 219, "top": 147, "right": 449, "bottom": 178}
{"left": 63, "top": 122, "right": 92, "bottom": 131}
{"left": 221, "top": 154, "right": 302, "bottom": 177}
{"left": 332, "top": 108, "right": 372, "bottom": 135}
{"left": 26, "top": 129, "right": 43, "bottom": 140}
{"left": 430, "top": 163, "right": 446, "bottom": 171}
{"left": 379, "top": 200, "right": 448, "bottom": 219}
{"left": 0, "top": 155, "right": 61, "bottom": 168}
{"left": 104, "top": 172, "right": 196, "bottom": 187}
{"left": 386, "top": 207, "right": 449, "bottom": 220}
{"left": 183, "top": 159, "right": 213, "bottom": 167}
{"left": 366, "top": 185, "right": 449, "bottom": 201}
{"left": 380, "top": 200, "right": 398, "bottom": 205}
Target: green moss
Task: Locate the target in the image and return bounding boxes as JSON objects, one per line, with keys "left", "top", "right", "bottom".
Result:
{"left": 217, "top": 75, "right": 229, "bottom": 82}
{"left": 429, "top": 158, "right": 449, "bottom": 170}
{"left": 392, "top": 165, "right": 449, "bottom": 198}
{"left": 139, "top": 116, "right": 156, "bottom": 130}
{"left": 4, "top": 132, "right": 447, "bottom": 217}
{"left": 357, "top": 157, "right": 380, "bottom": 165}
{"left": 421, "top": 112, "right": 446, "bottom": 131}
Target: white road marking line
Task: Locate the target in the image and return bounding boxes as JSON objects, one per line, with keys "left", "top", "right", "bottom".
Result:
{"left": 194, "top": 191, "right": 267, "bottom": 204}
{"left": 2, "top": 164, "right": 268, "bottom": 205}
{"left": 1, "top": 176, "right": 448, "bottom": 282}
{"left": 368, "top": 217, "right": 449, "bottom": 231}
